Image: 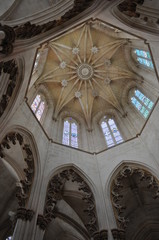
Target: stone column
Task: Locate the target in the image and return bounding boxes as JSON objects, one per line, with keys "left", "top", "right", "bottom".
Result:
{"left": 12, "top": 208, "right": 34, "bottom": 240}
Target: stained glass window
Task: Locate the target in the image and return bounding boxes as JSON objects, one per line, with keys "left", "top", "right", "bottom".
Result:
{"left": 131, "top": 89, "right": 154, "bottom": 118}
{"left": 31, "top": 95, "right": 45, "bottom": 121}
{"left": 101, "top": 117, "right": 123, "bottom": 148}
{"left": 33, "top": 52, "right": 40, "bottom": 73}
{"left": 62, "top": 118, "right": 78, "bottom": 148}
{"left": 6, "top": 237, "right": 12, "bottom": 240}
{"left": 134, "top": 49, "right": 153, "bottom": 69}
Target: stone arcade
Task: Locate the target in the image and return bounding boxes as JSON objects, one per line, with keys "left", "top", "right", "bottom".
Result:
{"left": 0, "top": 1, "right": 159, "bottom": 240}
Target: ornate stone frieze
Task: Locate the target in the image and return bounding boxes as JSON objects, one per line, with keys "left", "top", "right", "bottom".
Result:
{"left": 42, "top": 169, "right": 99, "bottom": 235}
{"left": 16, "top": 207, "right": 34, "bottom": 221}
{"left": 111, "top": 228, "right": 125, "bottom": 240}
{"left": 111, "top": 165, "right": 159, "bottom": 230}
{"left": 0, "top": 25, "right": 15, "bottom": 55}
{"left": 14, "top": 0, "right": 95, "bottom": 39}
{"left": 93, "top": 230, "right": 108, "bottom": 240}
{"left": 0, "top": 132, "right": 35, "bottom": 207}
{"left": 0, "top": 60, "right": 18, "bottom": 118}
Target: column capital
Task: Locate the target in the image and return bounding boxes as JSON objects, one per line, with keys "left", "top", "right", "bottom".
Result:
{"left": 92, "top": 229, "right": 108, "bottom": 240}
{"left": 111, "top": 228, "right": 125, "bottom": 240}
{"left": 16, "top": 207, "right": 34, "bottom": 221}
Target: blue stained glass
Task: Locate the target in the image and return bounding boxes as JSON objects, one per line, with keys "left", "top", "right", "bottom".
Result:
{"left": 148, "top": 101, "right": 153, "bottom": 109}
{"left": 62, "top": 119, "right": 78, "bottom": 148}
{"left": 135, "top": 49, "right": 151, "bottom": 59}
{"left": 63, "top": 120, "right": 70, "bottom": 145}
{"left": 108, "top": 119, "right": 123, "bottom": 144}
{"left": 135, "top": 49, "right": 153, "bottom": 69}
{"left": 137, "top": 57, "right": 153, "bottom": 69}
{"left": 143, "top": 110, "right": 149, "bottom": 118}
{"left": 71, "top": 122, "right": 78, "bottom": 148}
{"left": 132, "top": 90, "right": 154, "bottom": 118}
{"left": 31, "top": 95, "right": 41, "bottom": 112}
{"left": 6, "top": 237, "right": 12, "bottom": 240}
{"left": 36, "top": 101, "right": 45, "bottom": 120}
{"left": 101, "top": 118, "right": 123, "bottom": 147}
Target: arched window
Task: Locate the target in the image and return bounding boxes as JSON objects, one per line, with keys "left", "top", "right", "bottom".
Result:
{"left": 62, "top": 118, "right": 78, "bottom": 148}
{"left": 131, "top": 89, "right": 154, "bottom": 118}
{"left": 101, "top": 116, "right": 123, "bottom": 148}
{"left": 134, "top": 49, "right": 153, "bottom": 69}
{"left": 33, "top": 52, "right": 40, "bottom": 74}
{"left": 31, "top": 94, "right": 45, "bottom": 121}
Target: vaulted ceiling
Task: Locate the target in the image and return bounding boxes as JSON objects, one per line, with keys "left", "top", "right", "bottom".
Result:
{"left": 32, "top": 19, "right": 142, "bottom": 129}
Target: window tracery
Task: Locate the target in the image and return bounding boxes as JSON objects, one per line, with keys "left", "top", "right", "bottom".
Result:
{"left": 31, "top": 94, "right": 45, "bottom": 121}
{"left": 62, "top": 118, "right": 78, "bottom": 148}
{"left": 101, "top": 117, "right": 123, "bottom": 148}
{"left": 131, "top": 89, "right": 154, "bottom": 118}
{"left": 134, "top": 49, "right": 154, "bottom": 69}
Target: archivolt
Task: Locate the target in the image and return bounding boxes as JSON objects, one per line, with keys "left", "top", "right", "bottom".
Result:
{"left": 0, "top": 130, "right": 36, "bottom": 208}
{"left": 111, "top": 164, "right": 159, "bottom": 231}
{"left": 37, "top": 166, "right": 99, "bottom": 237}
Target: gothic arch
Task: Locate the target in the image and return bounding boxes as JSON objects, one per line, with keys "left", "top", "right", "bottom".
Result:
{"left": 0, "top": 126, "right": 41, "bottom": 239}
{"left": 0, "top": 125, "right": 40, "bottom": 208}
{"left": 57, "top": 110, "right": 86, "bottom": 148}
{"left": 37, "top": 165, "right": 99, "bottom": 238}
{"left": 109, "top": 162, "right": 159, "bottom": 240}
{"left": 93, "top": 108, "right": 131, "bottom": 144}
{"left": 0, "top": 57, "right": 24, "bottom": 128}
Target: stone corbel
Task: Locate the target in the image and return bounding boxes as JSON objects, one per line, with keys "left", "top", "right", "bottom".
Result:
{"left": 0, "top": 25, "right": 15, "bottom": 55}
{"left": 16, "top": 207, "right": 34, "bottom": 221}
{"left": 111, "top": 228, "right": 125, "bottom": 240}
{"left": 93, "top": 230, "right": 108, "bottom": 240}
{"left": 37, "top": 213, "right": 55, "bottom": 231}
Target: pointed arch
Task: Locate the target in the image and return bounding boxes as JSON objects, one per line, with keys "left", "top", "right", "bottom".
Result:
{"left": 37, "top": 165, "right": 99, "bottom": 238}
{"left": 109, "top": 162, "right": 159, "bottom": 239}
{"left": 0, "top": 125, "right": 41, "bottom": 208}
{"left": 0, "top": 57, "right": 24, "bottom": 127}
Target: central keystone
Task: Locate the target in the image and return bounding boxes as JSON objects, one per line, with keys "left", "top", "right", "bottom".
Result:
{"left": 77, "top": 63, "right": 94, "bottom": 80}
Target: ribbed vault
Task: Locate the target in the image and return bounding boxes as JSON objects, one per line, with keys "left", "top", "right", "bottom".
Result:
{"left": 33, "top": 19, "right": 141, "bottom": 129}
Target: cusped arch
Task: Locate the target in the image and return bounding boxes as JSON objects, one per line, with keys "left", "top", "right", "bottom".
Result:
{"left": 0, "top": 125, "right": 40, "bottom": 208}
{"left": 108, "top": 162, "right": 159, "bottom": 239}
{"left": 0, "top": 57, "right": 24, "bottom": 127}
{"left": 37, "top": 164, "right": 99, "bottom": 238}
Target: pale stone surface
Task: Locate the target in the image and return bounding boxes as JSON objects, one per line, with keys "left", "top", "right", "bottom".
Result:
{"left": 1, "top": 1, "right": 159, "bottom": 240}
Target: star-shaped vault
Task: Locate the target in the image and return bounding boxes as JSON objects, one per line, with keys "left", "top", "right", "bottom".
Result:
{"left": 35, "top": 20, "right": 139, "bottom": 129}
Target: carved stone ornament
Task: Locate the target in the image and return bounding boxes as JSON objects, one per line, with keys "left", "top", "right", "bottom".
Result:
{"left": 14, "top": 0, "right": 95, "bottom": 39}
{"left": 0, "top": 25, "right": 15, "bottom": 55}
{"left": 0, "top": 60, "right": 18, "bottom": 118}
{"left": 40, "top": 169, "right": 99, "bottom": 235}
{"left": 117, "top": 0, "right": 144, "bottom": 18}
{"left": 16, "top": 207, "right": 34, "bottom": 221}
{"left": 0, "top": 132, "right": 35, "bottom": 207}
{"left": 111, "top": 228, "right": 125, "bottom": 240}
{"left": 37, "top": 213, "right": 55, "bottom": 231}
{"left": 111, "top": 165, "right": 159, "bottom": 230}
{"left": 93, "top": 230, "right": 108, "bottom": 240}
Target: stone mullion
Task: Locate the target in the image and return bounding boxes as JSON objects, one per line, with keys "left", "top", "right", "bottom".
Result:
{"left": 135, "top": 94, "right": 150, "bottom": 113}
{"left": 107, "top": 120, "right": 116, "bottom": 146}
